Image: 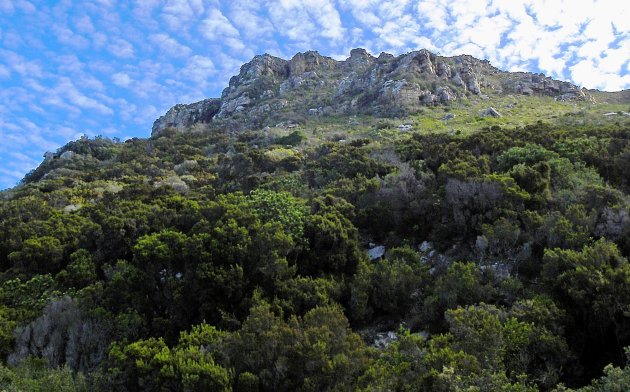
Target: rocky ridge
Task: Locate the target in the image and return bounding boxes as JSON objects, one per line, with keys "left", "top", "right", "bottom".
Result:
{"left": 152, "top": 48, "right": 595, "bottom": 136}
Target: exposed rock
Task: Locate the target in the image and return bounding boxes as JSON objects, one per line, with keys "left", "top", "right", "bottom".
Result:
{"left": 436, "top": 86, "right": 455, "bottom": 102}
{"left": 480, "top": 263, "right": 511, "bottom": 280}
{"left": 441, "top": 113, "right": 455, "bottom": 121}
{"left": 436, "top": 61, "right": 451, "bottom": 78}
{"left": 481, "top": 107, "right": 502, "bottom": 117}
{"left": 419, "top": 241, "right": 433, "bottom": 252}
{"left": 373, "top": 331, "right": 398, "bottom": 349}
{"left": 397, "top": 50, "right": 436, "bottom": 75}
{"left": 346, "top": 48, "right": 375, "bottom": 68}
{"left": 509, "top": 73, "right": 594, "bottom": 102}
{"left": 152, "top": 99, "right": 220, "bottom": 136}
{"left": 368, "top": 245, "right": 386, "bottom": 260}
{"left": 289, "top": 51, "right": 336, "bottom": 76}
{"left": 465, "top": 71, "right": 481, "bottom": 94}
{"left": 150, "top": 48, "right": 599, "bottom": 135}
{"left": 419, "top": 90, "right": 439, "bottom": 105}
{"left": 398, "top": 124, "right": 413, "bottom": 131}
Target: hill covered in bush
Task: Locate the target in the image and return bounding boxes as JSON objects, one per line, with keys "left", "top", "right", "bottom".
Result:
{"left": 1, "top": 50, "right": 630, "bottom": 391}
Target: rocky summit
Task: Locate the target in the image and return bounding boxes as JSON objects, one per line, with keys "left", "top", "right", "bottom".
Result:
{"left": 152, "top": 48, "right": 593, "bottom": 136}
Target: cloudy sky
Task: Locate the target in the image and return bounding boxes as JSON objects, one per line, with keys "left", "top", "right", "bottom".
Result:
{"left": 1, "top": 0, "right": 629, "bottom": 189}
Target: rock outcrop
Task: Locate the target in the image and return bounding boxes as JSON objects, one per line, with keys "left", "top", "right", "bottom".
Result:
{"left": 152, "top": 99, "right": 221, "bottom": 136}
{"left": 151, "top": 48, "right": 596, "bottom": 136}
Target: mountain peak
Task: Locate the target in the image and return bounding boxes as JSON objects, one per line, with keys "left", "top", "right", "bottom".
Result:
{"left": 152, "top": 48, "right": 594, "bottom": 136}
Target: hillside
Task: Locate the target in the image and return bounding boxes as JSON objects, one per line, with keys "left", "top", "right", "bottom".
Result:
{"left": 1, "top": 49, "right": 630, "bottom": 391}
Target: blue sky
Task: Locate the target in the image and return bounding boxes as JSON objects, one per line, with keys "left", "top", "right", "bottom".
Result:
{"left": 1, "top": 0, "right": 629, "bottom": 190}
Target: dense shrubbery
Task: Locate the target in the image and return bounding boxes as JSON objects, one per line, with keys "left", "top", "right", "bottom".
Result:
{"left": 0, "top": 120, "right": 629, "bottom": 390}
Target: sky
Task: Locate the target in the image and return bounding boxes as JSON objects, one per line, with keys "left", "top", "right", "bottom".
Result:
{"left": 1, "top": 0, "right": 629, "bottom": 190}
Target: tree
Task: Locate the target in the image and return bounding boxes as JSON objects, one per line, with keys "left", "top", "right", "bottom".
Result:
{"left": 8, "top": 236, "right": 64, "bottom": 274}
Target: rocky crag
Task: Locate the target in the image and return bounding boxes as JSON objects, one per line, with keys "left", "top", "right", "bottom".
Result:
{"left": 152, "top": 48, "right": 595, "bottom": 136}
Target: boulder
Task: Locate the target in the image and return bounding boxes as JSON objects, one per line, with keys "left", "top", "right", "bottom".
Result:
{"left": 436, "top": 61, "right": 451, "bottom": 78}
{"left": 481, "top": 107, "right": 502, "bottom": 117}
{"left": 396, "top": 50, "right": 436, "bottom": 75}
{"left": 373, "top": 331, "right": 398, "bottom": 349}
{"left": 368, "top": 245, "right": 386, "bottom": 260}
{"left": 419, "top": 241, "right": 433, "bottom": 252}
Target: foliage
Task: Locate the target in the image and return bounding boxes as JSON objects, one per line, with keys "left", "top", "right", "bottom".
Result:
{"left": 0, "top": 112, "right": 629, "bottom": 391}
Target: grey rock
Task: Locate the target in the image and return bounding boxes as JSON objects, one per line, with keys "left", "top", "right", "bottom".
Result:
{"left": 368, "top": 245, "right": 386, "bottom": 260}
{"left": 396, "top": 49, "right": 435, "bottom": 75}
{"left": 419, "top": 90, "right": 439, "bottom": 105}
{"left": 149, "top": 48, "right": 597, "bottom": 135}
{"left": 346, "top": 48, "right": 375, "bottom": 68}
{"left": 451, "top": 73, "right": 465, "bottom": 88}
{"left": 419, "top": 241, "right": 433, "bottom": 252}
{"left": 152, "top": 99, "right": 220, "bottom": 136}
{"left": 480, "top": 263, "right": 511, "bottom": 280}
{"left": 436, "top": 61, "right": 451, "bottom": 78}
{"left": 289, "top": 51, "right": 336, "bottom": 76}
{"left": 373, "top": 331, "right": 398, "bottom": 349}
{"left": 465, "top": 72, "right": 481, "bottom": 94}
{"left": 436, "top": 86, "right": 455, "bottom": 102}
{"left": 481, "top": 107, "right": 502, "bottom": 117}
{"left": 441, "top": 113, "right": 455, "bottom": 121}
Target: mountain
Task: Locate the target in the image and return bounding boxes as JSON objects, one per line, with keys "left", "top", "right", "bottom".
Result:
{"left": 0, "top": 49, "right": 630, "bottom": 391}
{"left": 151, "top": 48, "right": 623, "bottom": 136}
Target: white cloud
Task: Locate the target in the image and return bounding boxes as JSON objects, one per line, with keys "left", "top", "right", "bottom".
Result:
{"left": 200, "top": 8, "right": 240, "bottom": 39}
{"left": 112, "top": 72, "right": 133, "bottom": 87}
{"left": 227, "top": 1, "right": 274, "bottom": 38}
{"left": 54, "top": 77, "right": 114, "bottom": 115}
{"left": 149, "top": 33, "right": 192, "bottom": 57}
{"left": 0, "top": 1, "right": 14, "bottom": 13}
{"left": 571, "top": 58, "right": 630, "bottom": 91}
{"left": 108, "top": 37, "right": 135, "bottom": 58}
{"left": 0, "top": 49, "right": 44, "bottom": 78}
{"left": 162, "top": 0, "right": 205, "bottom": 30}
{"left": 266, "top": 0, "right": 345, "bottom": 44}
{"left": 0, "top": 65, "right": 10, "bottom": 78}
{"left": 182, "top": 55, "right": 216, "bottom": 82}
{"left": 74, "top": 15, "right": 95, "bottom": 34}
{"left": 53, "top": 24, "right": 90, "bottom": 48}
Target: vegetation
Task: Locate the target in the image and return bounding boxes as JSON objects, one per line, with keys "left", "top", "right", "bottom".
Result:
{"left": 0, "top": 98, "right": 629, "bottom": 391}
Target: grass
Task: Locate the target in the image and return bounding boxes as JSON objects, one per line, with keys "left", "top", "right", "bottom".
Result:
{"left": 255, "top": 94, "right": 630, "bottom": 155}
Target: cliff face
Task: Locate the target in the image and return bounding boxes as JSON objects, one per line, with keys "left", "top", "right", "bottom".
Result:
{"left": 151, "top": 48, "right": 595, "bottom": 136}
